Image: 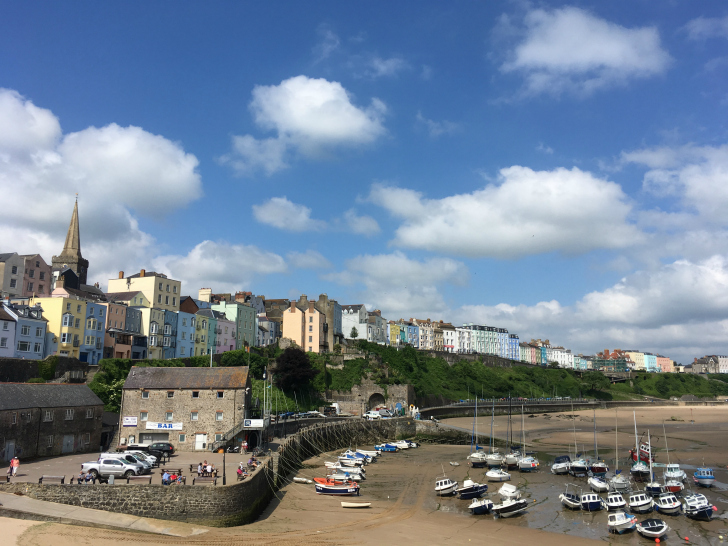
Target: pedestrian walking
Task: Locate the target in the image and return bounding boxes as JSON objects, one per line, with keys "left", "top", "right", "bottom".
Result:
{"left": 10, "top": 457, "right": 19, "bottom": 476}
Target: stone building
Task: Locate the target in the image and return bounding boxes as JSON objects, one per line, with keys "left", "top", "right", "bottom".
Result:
{"left": 0, "top": 253, "right": 25, "bottom": 298}
{"left": 52, "top": 199, "right": 90, "bottom": 286}
{"left": 0, "top": 383, "right": 104, "bottom": 461}
{"left": 119, "top": 366, "right": 252, "bottom": 452}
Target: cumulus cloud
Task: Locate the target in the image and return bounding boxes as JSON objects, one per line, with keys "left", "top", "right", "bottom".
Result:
{"left": 0, "top": 88, "right": 203, "bottom": 285}
{"left": 343, "top": 209, "right": 380, "bottom": 235}
{"left": 368, "top": 166, "right": 642, "bottom": 259}
{"left": 223, "top": 76, "right": 387, "bottom": 175}
{"left": 155, "top": 240, "right": 287, "bottom": 293}
{"left": 684, "top": 16, "right": 728, "bottom": 41}
{"left": 286, "top": 250, "right": 332, "bottom": 270}
{"left": 252, "top": 197, "right": 326, "bottom": 232}
{"left": 500, "top": 7, "right": 671, "bottom": 97}
{"left": 415, "top": 111, "right": 459, "bottom": 138}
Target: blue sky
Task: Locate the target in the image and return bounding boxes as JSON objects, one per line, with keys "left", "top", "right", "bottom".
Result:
{"left": 2, "top": 1, "right": 728, "bottom": 364}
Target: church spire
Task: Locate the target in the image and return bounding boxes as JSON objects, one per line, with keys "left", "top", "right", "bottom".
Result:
{"left": 61, "top": 195, "right": 82, "bottom": 259}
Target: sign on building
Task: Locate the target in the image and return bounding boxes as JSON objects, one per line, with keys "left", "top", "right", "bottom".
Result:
{"left": 123, "top": 416, "right": 138, "bottom": 427}
{"left": 145, "top": 422, "right": 183, "bottom": 430}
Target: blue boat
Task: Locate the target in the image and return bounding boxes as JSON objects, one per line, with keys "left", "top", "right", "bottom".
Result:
{"left": 315, "top": 482, "right": 360, "bottom": 495}
{"left": 456, "top": 479, "right": 488, "bottom": 500}
{"left": 694, "top": 468, "right": 715, "bottom": 487}
{"left": 581, "top": 492, "right": 605, "bottom": 511}
{"left": 468, "top": 498, "right": 493, "bottom": 515}
{"left": 374, "top": 443, "right": 398, "bottom": 452}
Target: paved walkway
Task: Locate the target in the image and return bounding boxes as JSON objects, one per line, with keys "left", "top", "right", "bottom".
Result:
{"left": 0, "top": 491, "right": 209, "bottom": 537}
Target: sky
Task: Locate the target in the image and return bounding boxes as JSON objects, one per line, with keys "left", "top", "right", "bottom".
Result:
{"left": 1, "top": 1, "right": 728, "bottom": 364}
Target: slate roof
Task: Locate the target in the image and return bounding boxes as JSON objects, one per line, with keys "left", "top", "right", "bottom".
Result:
{"left": 0, "top": 384, "right": 103, "bottom": 411}
{"left": 196, "top": 309, "right": 227, "bottom": 320}
{"left": 127, "top": 271, "right": 167, "bottom": 279}
{"left": 341, "top": 304, "right": 364, "bottom": 311}
{"left": 105, "top": 291, "right": 143, "bottom": 303}
{"left": 0, "top": 308, "right": 16, "bottom": 322}
{"left": 123, "top": 366, "right": 250, "bottom": 390}
{"left": 0, "top": 253, "right": 17, "bottom": 262}
{"left": 59, "top": 286, "right": 107, "bottom": 302}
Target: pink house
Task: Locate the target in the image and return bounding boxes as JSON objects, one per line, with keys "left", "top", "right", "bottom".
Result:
{"left": 216, "top": 316, "right": 236, "bottom": 353}
{"left": 656, "top": 355, "right": 673, "bottom": 373}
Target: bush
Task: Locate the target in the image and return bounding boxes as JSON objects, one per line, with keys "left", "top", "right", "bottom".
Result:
{"left": 27, "top": 377, "right": 45, "bottom": 383}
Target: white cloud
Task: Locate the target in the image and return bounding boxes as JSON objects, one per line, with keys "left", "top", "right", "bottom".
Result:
{"left": 367, "top": 56, "right": 409, "bottom": 78}
{"left": 684, "top": 16, "right": 728, "bottom": 41}
{"left": 312, "top": 26, "right": 340, "bottom": 62}
{"left": 287, "top": 250, "right": 332, "bottom": 270}
{"left": 500, "top": 7, "right": 671, "bottom": 97}
{"left": 155, "top": 240, "right": 287, "bottom": 293}
{"left": 0, "top": 88, "right": 203, "bottom": 286}
{"left": 416, "top": 111, "right": 459, "bottom": 138}
{"left": 343, "top": 209, "right": 380, "bottom": 235}
{"left": 536, "top": 142, "right": 554, "bottom": 154}
{"left": 368, "top": 166, "right": 642, "bottom": 259}
{"left": 252, "top": 197, "right": 326, "bottom": 232}
{"left": 223, "top": 76, "right": 387, "bottom": 175}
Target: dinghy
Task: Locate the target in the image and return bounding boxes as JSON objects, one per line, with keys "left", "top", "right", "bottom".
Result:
{"left": 636, "top": 518, "right": 669, "bottom": 539}
{"left": 608, "top": 511, "right": 637, "bottom": 534}
{"left": 449, "top": 461, "right": 460, "bottom": 466}
{"left": 293, "top": 477, "right": 313, "bottom": 484}
{"left": 559, "top": 484, "right": 581, "bottom": 510}
{"left": 341, "top": 501, "right": 371, "bottom": 508}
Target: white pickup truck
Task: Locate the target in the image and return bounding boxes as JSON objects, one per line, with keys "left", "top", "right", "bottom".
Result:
{"left": 82, "top": 457, "right": 143, "bottom": 479}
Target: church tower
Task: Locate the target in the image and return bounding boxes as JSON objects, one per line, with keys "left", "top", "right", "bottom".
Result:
{"left": 52, "top": 198, "right": 89, "bottom": 285}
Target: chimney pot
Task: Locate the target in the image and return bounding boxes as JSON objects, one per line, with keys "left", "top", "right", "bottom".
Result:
{"left": 119, "top": 271, "right": 124, "bottom": 279}
{"left": 140, "top": 269, "right": 146, "bottom": 277}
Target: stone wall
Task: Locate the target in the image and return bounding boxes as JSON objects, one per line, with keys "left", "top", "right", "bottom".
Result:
{"left": 0, "top": 356, "right": 87, "bottom": 383}
{"left": 325, "top": 378, "right": 414, "bottom": 416}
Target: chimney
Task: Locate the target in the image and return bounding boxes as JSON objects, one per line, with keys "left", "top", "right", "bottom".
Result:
{"left": 118, "top": 271, "right": 124, "bottom": 279}
{"left": 290, "top": 301, "right": 296, "bottom": 311}
{"left": 309, "top": 302, "right": 315, "bottom": 313}
{"left": 140, "top": 269, "right": 146, "bottom": 277}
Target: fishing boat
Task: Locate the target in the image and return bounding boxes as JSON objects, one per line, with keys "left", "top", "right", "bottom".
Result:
{"left": 682, "top": 493, "right": 713, "bottom": 520}
{"left": 468, "top": 497, "right": 494, "bottom": 515}
{"left": 485, "top": 468, "right": 511, "bottom": 482}
{"left": 559, "top": 484, "right": 582, "bottom": 510}
{"left": 314, "top": 478, "right": 360, "bottom": 496}
{"left": 663, "top": 477, "right": 684, "bottom": 493}
{"left": 628, "top": 491, "right": 653, "bottom": 514}
{"left": 551, "top": 455, "right": 571, "bottom": 475}
{"left": 664, "top": 463, "right": 686, "bottom": 482}
{"left": 456, "top": 479, "right": 488, "bottom": 500}
{"left": 654, "top": 492, "right": 681, "bottom": 515}
{"left": 630, "top": 440, "right": 654, "bottom": 463}
{"left": 608, "top": 511, "right": 637, "bottom": 534}
{"left": 498, "top": 483, "right": 521, "bottom": 501}
{"left": 580, "top": 492, "right": 604, "bottom": 511}
{"left": 492, "top": 498, "right": 529, "bottom": 518}
{"left": 588, "top": 475, "right": 609, "bottom": 492}
{"left": 435, "top": 474, "right": 458, "bottom": 496}
{"left": 605, "top": 491, "right": 627, "bottom": 511}
{"left": 694, "top": 467, "right": 715, "bottom": 487}
{"left": 636, "top": 518, "right": 669, "bottom": 539}
{"left": 341, "top": 501, "right": 370, "bottom": 508}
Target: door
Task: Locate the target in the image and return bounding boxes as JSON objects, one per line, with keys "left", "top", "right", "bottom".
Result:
{"left": 4, "top": 441, "right": 15, "bottom": 461}
{"left": 62, "top": 434, "right": 74, "bottom": 453}
{"left": 195, "top": 433, "right": 207, "bottom": 451}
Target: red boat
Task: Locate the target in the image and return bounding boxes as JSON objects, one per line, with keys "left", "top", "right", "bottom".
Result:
{"left": 630, "top": 442, "right": 655, "bottom": 463}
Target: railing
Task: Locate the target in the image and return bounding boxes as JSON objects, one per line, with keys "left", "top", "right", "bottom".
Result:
{"left": 209, "top": 419, "right": 249, "bottom": 452}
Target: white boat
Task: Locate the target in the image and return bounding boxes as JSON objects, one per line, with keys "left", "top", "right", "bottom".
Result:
{"left": 435, "top": 475, "right": 458, "bottom": 496}
{"left": 636, "top": 518, "right": 669, "bottom": 539}
{"left": 504, "top": 451, "right": 521, "bottom": 467}
{"left": 293, "top": 477, "right": 313, "bottom": 484}
{"left": 337, "top": 456, "right": 364, "bottom": 467}
{"left": 355, "top": 449, "right": 381, "bottom": 458}
{"left": 486, "top": 452, "right": 505, "bottom": 467}
{"left": 581, "top": 492, "right": 604, "bottom": 512}
{"left": 609, "top": 472, "right": 631, "bottom": 491}
{"left": 328, "top": 471, "right": 364, "bottom": 482}
{"left": 605, "top": 491, "right": 626, "bottom": 511}
{"left": 492, "top": 498, "right": 529, "bottom": 518}
{"left": 559, "top": 484, "right": 581, "bottom": 510}
{"left": 449, "top": 461, "right": 460, "bottom": 466}
{"left": 486, "top": 468, "right": 511, "bottom": 482}
{"left": 342, "top": 450, "right": 372, "bottom": 463}
{"left": 654, "top": 492, "right": 681, "bottom": 515}
{"left": 498, "top": 483, "right": 521, "bottom": 501}
{"left": 387, "top": 440, "right": 411, "bottom": 450}
{"left": 694, "top": 467, "right": 715, "bottom": 487}
{"left": 683, "top": 493, "right": 714, "bottom": 520}
{"left": 608, "top": 511, "right": 637, "bottom": 534}
{"left": 664, "top": 463, "right": 686, "bottom": 482}
{"left": 588, "top": 476, "right": 609, "bottom": 492}
{"left": 326, "top": 462, "right": 366, "bottom": 475}
{"left": 468, "top": 497, "right": 494, "bottom": 515}
{"left": 518, "top": 456, "right": 539, "bottom": 472}
{"left": 628, "top": 492, "right": 653, "bottom": 514}
{"left": 341, "top": 501, "right": 371, "bottom": 508}
{"left": 551, "top": 455, "right": 571, "bottom": 475}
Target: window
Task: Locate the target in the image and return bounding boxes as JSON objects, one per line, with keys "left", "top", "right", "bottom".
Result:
{"left": 83, "top": 433, "right": 90, "bottom": 444}
{"left": 309, "top": 325, "right": 312, "bottom": 332}
{"left": 140, "top": 412, "right": 148, "bottom": 421}
{"left": 77, "top": 305, "right": 81, "bottom": 313}
{"left": 11, "top": 412, "right": 16, "bottom": 424}
{"left": 46, "top": 435, "right": 53, "bottom": 447}
{"left": 35, "top": 327, "right": 42, "bottom": 337}
{"left": 27, "top": 282, "right": 33, "bottom": 291}
{"left": 29, "top": 269, "right": 34, "bottom": 278}
{"left": 75, "top": 318, "right": 80, "bottom": 328}
{"left": 309, "top": 336, "right": 312, "bottom": 342}
{"left": 201, "top": 335, "right": 205, "bottom": 343}
{"left": 190, "top": 412, "right": 198, "bottom": 421}
{"left": 172, "top": 297, "right": 176, "bottom": 306}
{"left": 158, "top": 295, "right": 162, "bottom": 303}
{"left": 65, "top": 409, "right": 74, "bottom": 420}
{"left": 192, "top": 391, "right": 199, "bottom": 398}
{"left": 20, "top": 325, "right": 30, "bottom": 336}
{"left": 167, "top": 391, "right": 174, "bottom": 398}
{"left": 179, "top": 434, "right": 186, "bottom": 442}
{"left": 39, "top": 271, "right": 45, "bottom": 280}
{"left": 141, "top": 391, "right": 149, "bottom": 399}
{"left": 60, "top": 333, "right": 69, "bottom": 343}
{"left": 173, "top": 286, "right": 177, "bottom": 294}
{"left": 165, "top": 296, "right": 169, "bottom": 305}
{"left": 159, "top": 282, "right": 163, "bottom": 290}
{"left": 309, "top": 346, "right": 312, "bottom": 351}
{"left": 44, "top": 410, "right": 53, "bottom": 421}
{"left": 17, "top": 341, "right": 30, "bottom": 352}
{"left": 1, "top": 321, "right": 6, "bottom": 330}
{"left": 181, "top": 332, "right": 186, "bottom": 340}
{"left": 97, "top": 322, "right": 102, "bottom": 331}
{"left": 163, "top": 337, "right": 170, "bottom": 347}
{"left": 34, "top": 342, "right": 41, "bottom": 353}
{"left": 87, "top": 319, "right": 93, "bottom": 329}
{"left": 216, "top": 391, "right": 224, "bottom": 399}
{"left": 181, "top": 346, "right": 186, "bottom": 355}
{"left": 66, "top": 303, "right": 71, "bottom": 311}
{"left": 9, "top": 279, "right": 16, "bottom": 288}
{"left": 182, "top": 318, "right": 187, "bottom": 327}
{"left": 164, "top": 324, "right": 171, "bottom": 335}
{"left": 309, "top": 316, "right": 313, "bottom": 323}
{"left": 165, "top": 412, "right": 173, "bottom": 421}
{"left": 11, "top": 265, "right": 17, "bottom": 274}
{"left": 216, "top": 412, "right": 223, "bottom": 421}
{"left": 0, "top": 337, "right": 6, "bottom": 348}
{"left": 215, "top": 434, "right": 223, "bottom": 442}
{"left": 166, "top": 284, "right": 170, "bottom": 292}
{"left": 86, "top": 408, "right": 94, "bottom": 419}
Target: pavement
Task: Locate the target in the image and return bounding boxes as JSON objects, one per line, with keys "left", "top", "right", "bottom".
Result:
{"left": 0, "top": 491, "right": 209, "bottom": 536}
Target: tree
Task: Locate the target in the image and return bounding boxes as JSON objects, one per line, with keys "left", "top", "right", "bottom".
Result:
{"left": 350, "top": 327, "right": 358, "bottom": 339}
{"left": 273, "top": 347, "right": 319, "bottom": 392}
{"left": 581, "top": 371, "right": 610, "bottom": 392}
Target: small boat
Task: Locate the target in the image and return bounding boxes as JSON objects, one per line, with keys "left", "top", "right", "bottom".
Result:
{"left": 581, "top": 492, "right": 604, "bottom": 512}
{"left": 609, "top": 472, "right": 631, "bottom": 491}
{"left": 468, "top": 497, "right": 494, "bottom": 515}
{"left": 456, "top": 479, "right": 488, "bottom": 500}
{"left": 449, "top": 461, "right": 460, "bottom": 466}
{"left": 293, "top": 477, "right": 313, "bottom": 484}
{"left": 337, "top": 456, "right": 365, "bottom": 467}
{"left": 683, "top": 493, "right": 714, "bottom": 520}
{"left": 590, "top": 461, "right": 609, "bottom": 476}
{"left": 387, "top": 440, "right": 411, "bottom": 450}
{"left": 435, "top": 475, "right": 458, "bottom": 496}
{"left": 486, "top": 468, "right": 511, "bottom": 482}
{"left": 355, "top": 449, "right": 381, "bottom": 458}
{"left": 629, "top": 461, "right": 650, "bottom": 482}
{"left": 342, "top": 449, "right": 372, "bottom": 462}
{"left": 518, "top": 456, "right": 539, "bottom": 472}
{"left": 608, "top": 511, "right": 637, "bottom": 534}
{"left": 486, "top": 452, "right": 505, "bottom": 467}
{"left": 588, "top": 476, "right": 609, "bottom": 493}
{"left": 504, "top": 450, "right": 521, "bottom": 467}
{"left": 664, "top": 463, "right": 686, "bottom": 482}
{"left": 569, "top": 458, "right": 589, "bottom": 477}
{"left": 492, "top": 498, "right": 529, "bottom": 518}
{"left": 341, "top": 501, "right": 371, "bottom": 508}
{"left": 468, "top": 451, "right": 488, "bottom": 468}
{"left": 605, "top": 491, "right": 626, "bottom": 511}
{"left": 314, "top": 478, "right": 360, "bottom": 496}
{"left": 559, "top": 484, "right": 582, "bottom": 510}
{"left": 636, "top": 518, "right": 669, "bottom": 539}
{"left": 551, "top": 455, "right": 571, "bottom": 475}
{"left": 326, "top": 462, "right": 366, "bottom": 476}
{"left": 694, "top": 467, "right": 715, "bottom": 487}
{"left": 654, "top": 492, "right": 681, "bottom": 515}
{"left": 328, "top": 470, "right": 363, "bottom": 482}
{"left": 628, "top": 492, "right": 653, "bottom": 514}
{"left": 498, "top": 483, "right": 521, "bottom": 501}
{"left": 663, "top": 478, "right": 684, "bottom": 493}
{"left": 374, "top": 443, "right": 398, "bottom": 452}
{"left": 630, "top": 441, "right": 654, "bottom": 463}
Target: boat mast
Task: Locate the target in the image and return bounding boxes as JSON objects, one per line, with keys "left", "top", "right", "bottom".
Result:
{"left": 471, "top": 394, "right": 477, "bottom": 454}
{"left": 648, "top": 430, "right": 653, "bottom": 482}
{"left": 593, "top": 408, "right": 598, "bottom": 460}
{"left": 633, "top": 411, "right": 639, "bottom": 464}
{"left": 508, "top": 394, "right": 513, "bottom": 451}
{"left": 662, "top": 420, "right": 670, "bottom": 466}
{"left": 571, "top": 400, "right": 577, "bottom": 458}
{"left": 490, "top": 399, "right": 494, "bottom": 454}
{"left": 615, "top": 410, "right": 619, "bottom": 472}
{"left": 521, "top": 404, "right": 525, "bottom": 454}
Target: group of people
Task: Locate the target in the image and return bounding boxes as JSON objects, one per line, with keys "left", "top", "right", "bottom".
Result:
{"left": 196, "top": 460, "right": 215, "bottom": 477}
{"left": 161, "top": 471, "right": 182, "bottom": 485}
{"left": 247, "top": 456, "right": 260, "bottom": 469}
{"left": 5, "top": 456, "right": 19, "bottom": 478}
{"left": 74, "top": 471, "right": 97, "bottom": 484}
{"left": 236, "top": 462, "right": 249, "bottom": 479}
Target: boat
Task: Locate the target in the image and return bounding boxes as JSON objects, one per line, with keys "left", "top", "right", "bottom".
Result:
{"left": 559, "top": 484, "right": 582, "bottom": 510}
{"left": 337, "top": 456, "right": 365, "bottom": 467}
{"left": 293, "top": 477, "right": 313, "bottom": 484}
{"left": 609, "top": 472, "right": 631, "bottom": 491}
{"left": 694, "top": 467, "right": 715, "bottom": 487}
{"left": 326, "top": 462, "right": 366, "bottom": 476}
{"left": 456, "top": 479, "right": 488, "bottom": 500}
{"left": 485, "top": 468, "right": 511, "bottom": 482}
{"left": 664, "top": 463, "right": 686, "bottom": 482}
{"left": 341, "top": 501, "right": 371, "bottom": 508}
{"left": 629, "top": 412, "right": 651, "bottom": 482}
{"left": 605, "top": 491, "right": 627, "bottom": 511}
{"left": 636, "top": 518, "right": 669, "bottom": 539}
{"left": 449, "top": 461, "right": 460, "bottom": 466}
{"left": 328, "top": 470, "right": 364, "bottom": 482}
{"left": 580, "top": 492, "right": 604, "bottom": 511}
{"left": 589, "top": 409, "right": 609, "bottom": 476}
{"left": 654, "top": 492, "right": 681, "bottom": 515}
{"left": 661, "top": 425, "right": 685, "bottom": 483}
{"left": 628, "top": 491, "right": 653, "bottom": 514}
{"left": 468, "top": 497, "right": 494, "bottom": 515}
{"left": 314, "top": 477, "right": 360, "bottom": 496}
{"left": 503, "top": 398, "right": 520, "bottom": 467}
{"left": 492, "top": 498, "right": 529, "bottom": 518}
{"left": 467, "top": 395, "right": 487, "bottom": 468}
{"left": 342, "top": 449, "right": 372, "bottom": 462}
{"left": 588, "top": 476, "right": 609, "bottom": 492}
{"left": 435, "top": 474, "right": 458, "bottom": 496}
{"left": 498, "top": 483, "right": 521, "bottom": 500}
{"left": 485, "top": 400, "right": 504, "bottom": 467}
{"left": 643, "top": 432, "right": 663, "bottom": 495}
{"left": 468, "top": 451, "right": 488, "bottom": 468}
{"left": 569, "top": 458, "right": 589, "bottom": 477}
{"left": 374, "top": 443, "right": 398, "bottom": 452}
{"left": 354, "top": 449, "right": 381, "bottom": 458}
{"left": 504, "top": 451, "right": 521, "bottom": 467}
{"left": 387, "top": 440, "right": 411, "bottom": 450}
{"left": 517, "top": 405, "right": 539, "bottom": 471}
{"left": 608, "top": 511, "right": 637, "bottom": 534}
{"left": 630, "top": 440, "right": 655, "bottom": 463}
{"left": 682, "top": 493, "right": 714, "bottom": 520}
{"left": 551, "top": 455, "right": 571, "bottom": 475}
{"left": 664, "top": 478, "right": 684, "bottom": 493}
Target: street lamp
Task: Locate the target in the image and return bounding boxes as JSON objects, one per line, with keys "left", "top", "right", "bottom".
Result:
{"left": 222, "top": 443, "right": 226, "bottom": 485}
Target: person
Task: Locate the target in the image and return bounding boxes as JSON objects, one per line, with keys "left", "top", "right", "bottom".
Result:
{"left": 202, "top": 460, "right": 208, "bottom": 476}
{"left": 85, "top": 471, "right": 94, "bottom": 484}
{"left": 169, "top": 473, "right": 178, "bottom": 485}
{"left": 162, "top": 471, "right": 171, "bottom": 485}
{"left": 10, "top": 457, "right": 19, "bottom": 477}
{"left": 197, "top": 462, "right": 203, "bottom": 476}
{"left": 242, "top": 440, "right": 248, "bottom": 454}
{"left": 206, "top": 463, "right": 213, "bottom": 476}
{"left": 77, "top": 471, "right": 85, "bottom": 484}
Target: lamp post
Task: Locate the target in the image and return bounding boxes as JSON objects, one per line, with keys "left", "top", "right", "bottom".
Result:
{"left": 222, "top": 444, "right": 226, "bottom": 485}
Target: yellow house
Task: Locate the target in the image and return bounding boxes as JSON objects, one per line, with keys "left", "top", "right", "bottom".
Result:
{"left": 30, "top": 296, "right": 86, "bottom": 358}
{"left": 194, "top": 314, "right": 209, "bottom": 356}
{"left": 626, "top": 351, "right": 645, "bottom": 371}
{"left": 108, "top": 270, "right": 181, "bottom": 312}
{"left": 282, "top": 299, "right": 325, "bottom": 353}
{"left": 138, "top": 307, "right": 166, "bottom": 360}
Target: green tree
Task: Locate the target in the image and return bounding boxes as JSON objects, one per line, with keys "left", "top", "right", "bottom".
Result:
{"left": 350, "top": 327, "right": 358, "bottom": 339}
{"left": 581, "top": 371, "right": 610, "bottom": 392}
{"left": 273, "top": 347, "right": 319, "bottom": 392}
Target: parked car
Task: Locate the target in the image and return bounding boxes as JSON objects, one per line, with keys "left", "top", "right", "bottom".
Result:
{"left": 149, "top": 442, "right": 175, "bottom": 455}
{"left": 377, "top": 409, "right": 393, "bottom": 418}
{"left": 82, "top": 457, "right": 143, "bottom": 479}
{"left": 364, "top": 411, "right": 381, "bottom": 420}
{"left": 100, "top": 452, "right": 152, "bottom": 473}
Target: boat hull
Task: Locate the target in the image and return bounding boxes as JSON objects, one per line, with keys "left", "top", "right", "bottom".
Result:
{"left": 559, "top": 494, "right": 581, "bottom": 510}
{"left": 468, "top": 498, "right": 493, "bottom": 515}
{"left": 493, "top": 500, "right": 529, "bottom": 518}
{"left": 315, "top": 484, "right": 360, "bottom": 495}
{"left": 458, "top": 484, "right": 488, "bottom": 500}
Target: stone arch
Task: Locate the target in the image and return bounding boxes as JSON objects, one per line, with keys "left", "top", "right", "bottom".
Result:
{"left": 368, "top": 392, "right": 386, "bottom": 409}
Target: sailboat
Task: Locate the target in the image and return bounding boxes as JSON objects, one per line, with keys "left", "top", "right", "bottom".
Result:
{"left": 485, "top": 401, "right": 504, "bottom": 467}
{"left": 518, "top": 405, "right": 539, "bottom": 471}
{"left": 568, "top": 402, "right": 589, "bottom": 476}
{"left": 609, "top": 410, "right": 630, "bottom": 491}
{"left": 467, "top": 397, "right": 488, "bottom": 468}
{"left": 589, "top": 409, "right": 609, "bottom": 475}
{"left": 629, "top": 412, "right": 650, "bottom": 482}
{"left": 662, "top": 421, "right": 684, "bottom": 493}
{"left": 644, "top": 431, "right": 664, "bottom": 495}
{"left": 504, "top": 396, "right": 520, "bottom": 466}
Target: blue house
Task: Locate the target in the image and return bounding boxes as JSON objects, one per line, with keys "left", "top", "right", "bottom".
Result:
{"left": 81, "top": 302, "right": 105, "bottom": 364}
